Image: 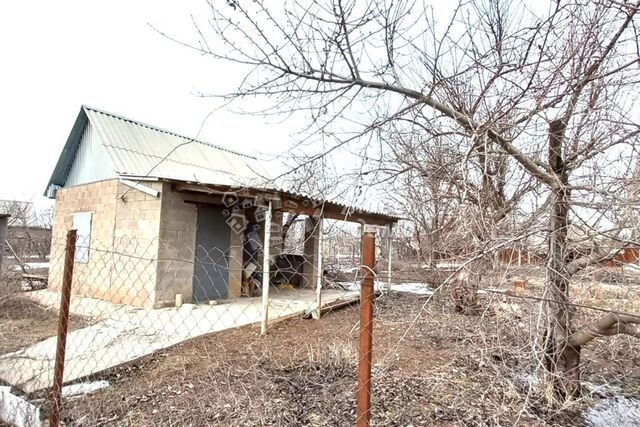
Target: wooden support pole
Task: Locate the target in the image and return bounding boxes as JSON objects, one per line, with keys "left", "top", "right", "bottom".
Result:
{"left": 386, "top": 224, "right": 393, "bottom": 292}
{"left": 49, "top": 229, "right": 77, "bottom": 427}
{"left": 357, "top": 232, "right": 375, "bottom": 427}
{"left": 314, "top": 217, "right": 324, "bottom": 320}
{"left": 260, "top": 201, "right": 272, "bottom": 335}
{"left": 358, "top": 223, "right": 364, "bottom": 264}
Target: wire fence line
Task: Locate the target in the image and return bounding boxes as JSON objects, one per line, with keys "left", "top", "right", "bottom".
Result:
{"left": 0, "top": 218, "right": 382, "bottom": 426}
{"left": 1, "top": 223, "right": 640, "bottom": 425}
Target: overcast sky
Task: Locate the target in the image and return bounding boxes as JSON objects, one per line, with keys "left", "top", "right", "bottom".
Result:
{"left": 0, "top": 1, "right": 295, "bottom": 209}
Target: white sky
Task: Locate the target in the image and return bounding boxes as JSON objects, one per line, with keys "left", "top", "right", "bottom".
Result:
{"left": 0, "top": 1, "right": 295, "bottom": 210}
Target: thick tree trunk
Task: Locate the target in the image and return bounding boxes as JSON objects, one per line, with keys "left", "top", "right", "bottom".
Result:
{"left": 543, "top": 120, "right": 581, "bottom": 401}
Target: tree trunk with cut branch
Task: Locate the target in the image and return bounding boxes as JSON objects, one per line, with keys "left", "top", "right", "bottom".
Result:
{"left": 543, "top": 120, "right": 581, "bottom": 399}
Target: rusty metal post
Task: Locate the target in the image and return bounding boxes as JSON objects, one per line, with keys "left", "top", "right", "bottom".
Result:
{"left": 49, "top": 229, "right": 76, "bottom": 427}
{"left": 357, "top": 232, "right": 375, "bottom": 427}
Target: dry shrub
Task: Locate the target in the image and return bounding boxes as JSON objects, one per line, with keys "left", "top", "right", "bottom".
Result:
{"left": 304, "top": 341, "right": 357, "bottom": 369}
{"left": 0, "top": 267, "right": 21, "bottom": 303}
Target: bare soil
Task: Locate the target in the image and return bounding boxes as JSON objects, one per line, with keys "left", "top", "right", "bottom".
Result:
{"left": 0, "top": 296, "right": 91, "bottom": 355}
{"left": 46, "top": 291, "right": 636, "bottom": 426}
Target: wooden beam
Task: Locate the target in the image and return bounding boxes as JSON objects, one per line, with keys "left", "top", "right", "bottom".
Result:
{"left": 119, "top": 179, "right": 160, "bottom": 198}
{"left": 172, "top": 182, "right": 399, "bottom": 226}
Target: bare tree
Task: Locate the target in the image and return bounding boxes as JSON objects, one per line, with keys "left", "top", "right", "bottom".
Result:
{"left": 182, "top": 0, "right": 640, "bottom": 401}
{"left": 0, "top": 201, "right": 52, "bottom": 262}
{"left": 383, "top": 123, "right": 538, "bottom": 270}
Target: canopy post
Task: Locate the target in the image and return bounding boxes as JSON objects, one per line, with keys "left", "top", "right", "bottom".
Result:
{"left": 386, "top": 224, "right": 393, "bottom": 292}
{"left": 313, "top": 217, "right": 324, "bottom": 319}
{"left": 260, "top": 201, "right": 272, "bottom": 335}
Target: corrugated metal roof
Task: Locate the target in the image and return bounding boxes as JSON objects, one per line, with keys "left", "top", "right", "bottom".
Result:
{"left": 275, "top": 188, "right": 402, "bottom": 221}
{"left": 45, "top": 106, "right": 401, "bottom": 222}
{"left": 84, "top": 106, "right": 273, "bottom": 187}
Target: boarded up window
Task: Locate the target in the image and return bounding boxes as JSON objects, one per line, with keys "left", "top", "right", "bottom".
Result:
{"left": 72, "top": 212, "right": 92, "bottom": 262}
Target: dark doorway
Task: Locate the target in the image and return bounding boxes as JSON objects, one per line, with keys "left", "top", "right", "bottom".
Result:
{"left": 192, "top": 206, "right": 230, "bottom": 302}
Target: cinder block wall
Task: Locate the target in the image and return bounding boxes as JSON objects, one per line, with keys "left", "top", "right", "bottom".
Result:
{"left": 111, "top": 180, "right": 163, "bottom": 307}
{"left": 154, "top": 184, "right": 243, "bottom": 306}
{"left": 50, "top": 180, "right": 246, "bottom": 308}
{"left": 49, "top": 180, "right": 118, "bottom": 303}
{"left": 154, "top": 182, "right": 197, "bottom": 306}
{"left": 49, "top": 179, "right": 162, "bottom": 308}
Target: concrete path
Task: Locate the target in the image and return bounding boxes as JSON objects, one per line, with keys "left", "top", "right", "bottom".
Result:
{"left": 0, "top": 289, "right": 358, "bottom": 393}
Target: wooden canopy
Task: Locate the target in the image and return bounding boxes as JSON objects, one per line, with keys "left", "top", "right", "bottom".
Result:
{"left": 171, "top": 182, "right": 400, "bottom": 226}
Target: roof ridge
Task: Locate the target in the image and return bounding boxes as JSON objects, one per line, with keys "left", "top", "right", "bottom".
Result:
{"left": 81, "top": 105, "right": 259, "bottom": 160}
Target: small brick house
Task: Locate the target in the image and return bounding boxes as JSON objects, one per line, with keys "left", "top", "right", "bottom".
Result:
{"left": 46, "top": 106, "right": 398, "bottom": 308}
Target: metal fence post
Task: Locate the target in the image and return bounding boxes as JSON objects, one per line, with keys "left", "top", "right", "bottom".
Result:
{"left": 49, "top": 229, "right": 77, "bottom": 427}
{"left": 357, "top": 232, "right": 375, "bottom": 427}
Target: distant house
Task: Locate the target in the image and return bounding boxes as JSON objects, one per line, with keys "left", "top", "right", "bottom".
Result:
{"left": 45, "top": 106, "right": 398, "bottom": 308}
{"left": 0, "top": 200, "right": 52, "bottom": 260}
{"left": 599, "top": 246, "right": 640, "bottom": 267}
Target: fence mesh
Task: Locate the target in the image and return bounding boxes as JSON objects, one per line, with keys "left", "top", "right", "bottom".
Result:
{"left": 1, "top": 216, "right": 640, "bottom": 425}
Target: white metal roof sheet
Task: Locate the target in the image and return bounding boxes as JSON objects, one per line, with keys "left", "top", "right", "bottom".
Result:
{"left": 84, "top": 107, "right": 273, "bottom": 188}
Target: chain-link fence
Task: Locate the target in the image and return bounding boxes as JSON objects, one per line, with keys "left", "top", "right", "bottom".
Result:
{"left": 0, "top": 204, "right": 390, "bottom": 426}
{"left": 1, "top": 219, "right": 640, "bottom": 425}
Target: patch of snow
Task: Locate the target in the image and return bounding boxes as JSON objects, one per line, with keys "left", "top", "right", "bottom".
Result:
{"left": 512, "top": 372, "right": 539, "bottom": 388}
{"left": 477, "top": 288, "right": 507, "bottom": 295}
{"left": 6, "top": 255, "right": 47, "bottom": 261}
{"left": 337, "top": 281, "right": 434, "bottom": 295}
{"left": 12, "top": 262, "right": 49, "bottom": 272}
{"left": 584, "top": 395, "right": 640, "bottom": 427}
{"left": 0, "top": 289, "right": 354, "bottom": 392}
{"left": 390, "top": 282, "right": 435, "bottom": 295}
{"left": 419, "top": 261, "right": 462, "bottom": 269}
{"left": 0, "top": 386, "right": 44, "bottom": 427}
{"left": 619, "top": 264, "right": 640, "bottom": 273}
{"left": 25, "top": 262, "right": 49, "bottom": 270}
{"left": 61, "top": 380, "right": 110, "bottom": 397}
{"left": 435, "top": 261, "right": 463, "bottom": 269}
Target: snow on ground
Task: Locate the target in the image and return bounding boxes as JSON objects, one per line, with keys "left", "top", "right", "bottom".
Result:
{"left": 5, "top": 255, "right": 49, "bottom": 261}
{"left": 419, "top": 261, "right": 463, "bottom": 269}
{"left": 0, "top": 385, "right": 42, "bottom": 427}
{"left": 62, "top": 380, "right": 110, "bottom": 397}
{"left": 584, "top": 395, "right": 640, "bottom": 426}
{"left": 388, "top": 282, "right": 435, "bottom": 295}
{"left": 338, "top": 281, "right": 434, "bottom": 295}
{"left": 12, "top": 262, "right": 49, "bottom": 271}
{"left": 0, "top": 289, "right": 358, "bottom": 393}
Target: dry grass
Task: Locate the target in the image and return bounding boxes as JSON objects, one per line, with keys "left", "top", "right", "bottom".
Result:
{"left": 0, "top": 294, "right": 91, "bottom": 355}
{"left": 4, "top": 263, "right": 634, "bottom": 426}
{"left": 48, "top": 290, "right": 632, "bottom": 426}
